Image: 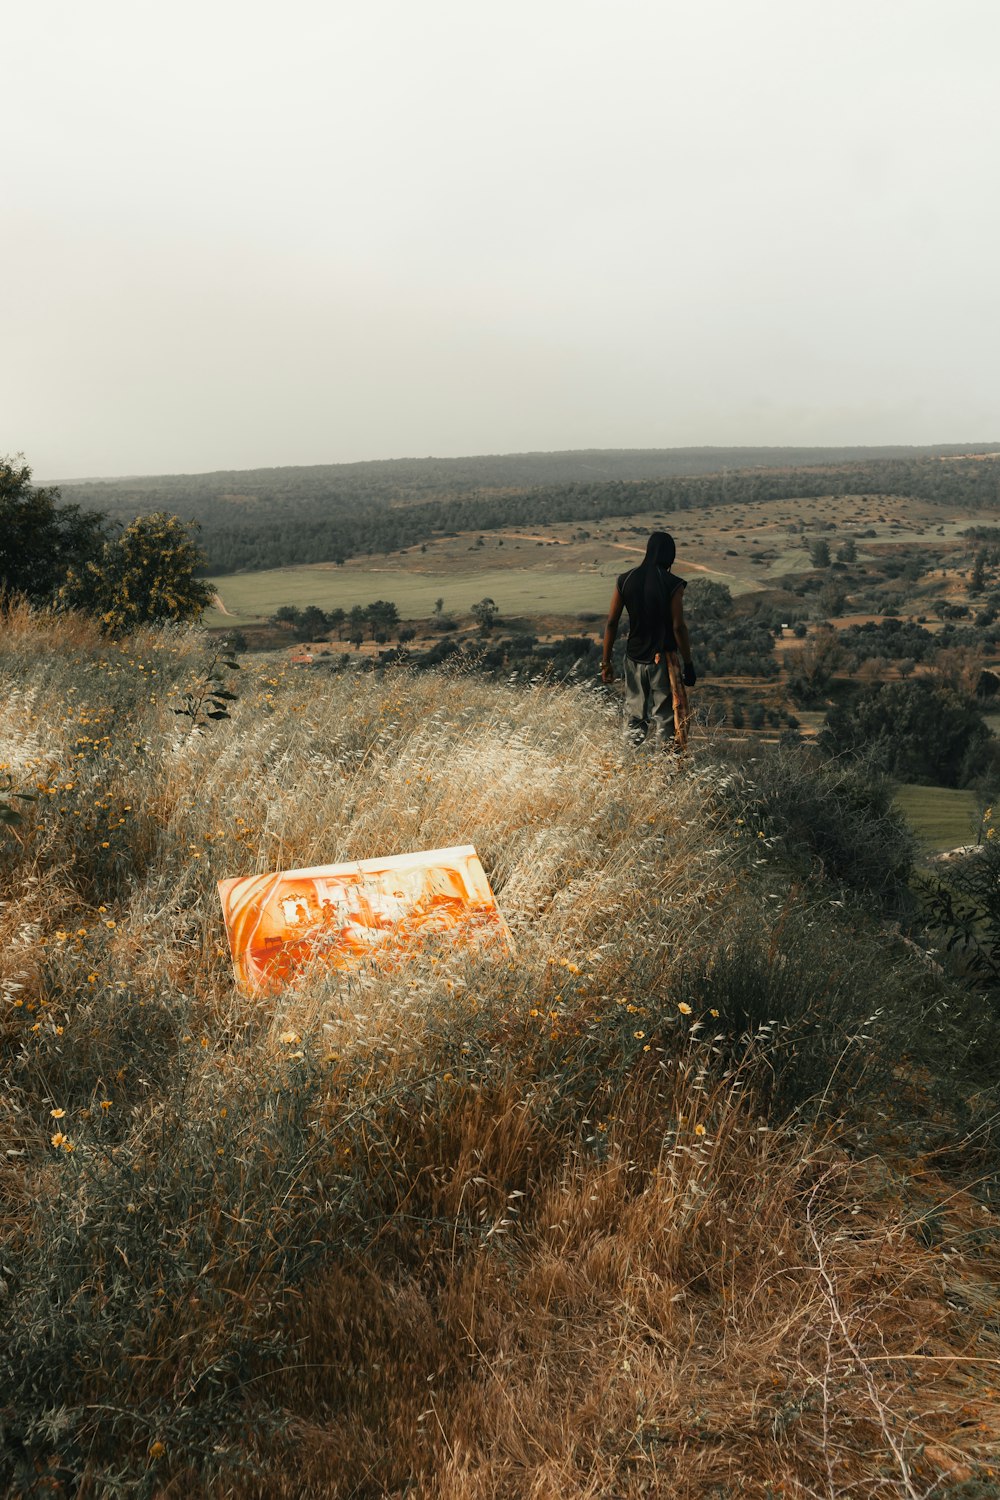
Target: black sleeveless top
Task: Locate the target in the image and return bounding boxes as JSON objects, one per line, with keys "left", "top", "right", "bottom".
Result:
{"left": 617, "top": 566, "right": 686, "bottom": 663}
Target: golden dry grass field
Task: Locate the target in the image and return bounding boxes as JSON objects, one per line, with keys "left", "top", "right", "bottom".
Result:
{"left": 2, "top": 603, "right": 1000, "bottom": 1498}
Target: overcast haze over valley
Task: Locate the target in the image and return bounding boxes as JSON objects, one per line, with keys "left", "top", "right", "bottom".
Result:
{"left": 4, "top": 0, "right": 998, "bottom": 481}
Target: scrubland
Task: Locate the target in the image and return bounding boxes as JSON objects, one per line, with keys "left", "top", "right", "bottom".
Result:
{"left": 2, "top": 602, "right": 1000, "bottom": 1499}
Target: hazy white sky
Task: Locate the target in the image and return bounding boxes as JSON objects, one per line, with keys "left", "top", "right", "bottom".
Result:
{"left": 4, "top": 0, "right": 998, "bottom": 478}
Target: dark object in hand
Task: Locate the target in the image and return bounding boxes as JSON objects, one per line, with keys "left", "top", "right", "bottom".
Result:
{"left": 682, "top": 663, "right": 697, "bottom": 688}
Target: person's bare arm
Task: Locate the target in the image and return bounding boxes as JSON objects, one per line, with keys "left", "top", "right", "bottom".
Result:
{"left": 602, "top": 586, "right": 624, "bottom": 682}
{"left": 672, "top": 590, "right": 694, "bottom": 672}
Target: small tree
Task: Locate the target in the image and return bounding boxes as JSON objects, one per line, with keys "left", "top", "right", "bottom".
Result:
{"left": 686, "top": 578, "right": 733, "bottom": 621}
{"left": 809, "top": 538, "right": 831, "bottom": 569}
{"left": 817, "top": 581, "right": 847, "bottom": 618}
{"left": 366, "top": 600, "right": 399, "bottom": 639}
{"left": 294, "top": 605, "right": 330, "bottom": 641}
{"left": 471, "top": 597, "right": 499, "bottom": 633}
{"left": 60, "top": 512, "right": 212, "bottom": 634}
{"left": 785, "top": 631, "right": 845, "bottom": 707}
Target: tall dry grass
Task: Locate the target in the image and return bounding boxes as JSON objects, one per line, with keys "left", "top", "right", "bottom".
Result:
{"left": 1, "top": 608, "right": 998, "bottom": 1498}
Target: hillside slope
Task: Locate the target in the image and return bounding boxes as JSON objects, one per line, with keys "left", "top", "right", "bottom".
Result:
{"left": 1, "top": 606, "right": 999, "bottom": 1497}
{"left": 54, "top": 446, "right": 1000, "bottom": 576}
{"left": 55, "top": 442, "right": 1000, "bottom": 506}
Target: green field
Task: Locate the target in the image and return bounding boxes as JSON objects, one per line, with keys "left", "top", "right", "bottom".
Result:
{"left": 894, "top": 783, "right": 980, "bottom": 853}
{"left": 208, "top": 565, "right": 619, "bottom": 626}
{"left": 204, "top": 500, "right": 807, "bottom": 630}
{"left": 206, "top": 508, "right": 765, "bottom": 628}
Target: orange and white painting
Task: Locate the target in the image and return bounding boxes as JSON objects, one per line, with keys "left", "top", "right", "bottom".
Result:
{"left": 218, "top": 844, "right": 510, "bottom": 992}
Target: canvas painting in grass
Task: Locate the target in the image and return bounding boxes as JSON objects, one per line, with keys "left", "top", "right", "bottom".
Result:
{"left": 219, "top": 844, "right": 510, "bottom": 992}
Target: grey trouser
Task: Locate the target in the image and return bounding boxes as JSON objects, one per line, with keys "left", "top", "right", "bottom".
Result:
{"left": 624, "top": 656, "right": 675, "bottom": 744}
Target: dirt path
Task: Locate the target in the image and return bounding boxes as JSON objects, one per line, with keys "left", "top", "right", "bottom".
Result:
{"left": 499, "top": 531, "right": 570, "bottom": 544}
{"left": 608, "top": 543, "right": 737, "bottom": 577}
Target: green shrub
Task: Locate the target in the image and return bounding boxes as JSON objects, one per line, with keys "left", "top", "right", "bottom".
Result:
{"left": 822, "top": 680, "right": 992, "bottom": 788}
{"left": 711, "top": 745, "right": 916, "bottom": 905}
{"left": 919, "top": 828, "right": 1000, "bottom": 993}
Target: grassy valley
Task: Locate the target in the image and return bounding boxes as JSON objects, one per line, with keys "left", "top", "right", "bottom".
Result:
{"left": 204, "top": 487, "right": 1000, "bottom": 627}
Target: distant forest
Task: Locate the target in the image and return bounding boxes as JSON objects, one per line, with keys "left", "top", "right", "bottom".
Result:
{"left": 56, "top": 446, "right": 1000, "bottom": 575}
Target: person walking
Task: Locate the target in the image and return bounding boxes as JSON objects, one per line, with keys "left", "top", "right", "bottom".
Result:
{"left": 601, "top": 531, "right": 696, "bottom": 750}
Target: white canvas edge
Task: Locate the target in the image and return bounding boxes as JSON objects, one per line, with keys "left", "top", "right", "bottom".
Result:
{"left": 217, "top": 844, "right": 483, "bottom": 893}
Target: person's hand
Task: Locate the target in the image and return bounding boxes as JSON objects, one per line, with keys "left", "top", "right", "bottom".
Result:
{"left": 682, "top": 662, "right": 697, "bottom": 688}
{"left": 601, "top": 660, "right": 614, "bottom": 684}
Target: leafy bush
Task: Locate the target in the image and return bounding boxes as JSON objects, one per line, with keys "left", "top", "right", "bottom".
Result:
{"left": 920, "top": 824, "right": 1000, "bottom": 991}
{"left": 712, "top": 744, "right": 915, "bottom": 903}
{"left": 821, "top": 680, "right": 994, "bottom": 788}
{"left": 60, "top": 512, "right": 213, "bottom": 634}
